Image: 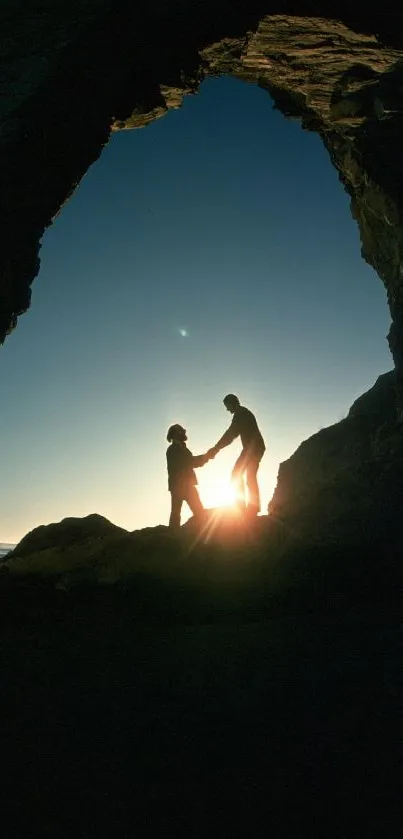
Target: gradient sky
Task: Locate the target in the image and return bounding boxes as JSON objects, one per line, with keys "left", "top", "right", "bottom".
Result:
{"left": 0, "top": 77, "right": 391, "bottom": 543}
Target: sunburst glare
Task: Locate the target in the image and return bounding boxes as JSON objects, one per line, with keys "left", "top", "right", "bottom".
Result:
{"left": 201, "top": 475, "right": 237, "bottom": 509}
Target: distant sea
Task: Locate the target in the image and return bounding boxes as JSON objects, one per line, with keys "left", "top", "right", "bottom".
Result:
{"left": 0, "top": 543, "right": 15, "bottom": 559}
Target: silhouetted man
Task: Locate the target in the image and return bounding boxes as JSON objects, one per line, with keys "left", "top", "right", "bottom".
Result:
{"left": 166, "top": 424, "right": 210, "bottom": 530}
{"left": 208, "top": 394, "right": 265, "bottom": 516}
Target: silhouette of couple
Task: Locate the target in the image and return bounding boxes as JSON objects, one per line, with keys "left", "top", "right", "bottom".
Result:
{"left": 166, "top": 394, "right": 265, "bottom": 529}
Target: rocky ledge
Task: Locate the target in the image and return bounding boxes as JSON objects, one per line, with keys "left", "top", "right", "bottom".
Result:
{"left": 3, "top": 370, "right": 401, "bottom": 622}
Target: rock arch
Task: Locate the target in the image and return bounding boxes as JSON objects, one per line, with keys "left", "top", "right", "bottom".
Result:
{"left": 2, "top": 2, "right": 403, "bottom": 411}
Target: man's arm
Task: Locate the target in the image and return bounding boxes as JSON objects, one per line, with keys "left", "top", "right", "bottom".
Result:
{"left": 210, "top": 415, "right": 240, "bottom": 456}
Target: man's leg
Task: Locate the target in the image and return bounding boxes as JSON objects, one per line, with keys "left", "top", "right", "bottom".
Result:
{"left": 232, "top": 452, "right": 247, "bottom": 511}
{"left": 246, "top": 457, "right": 261, "bottom": 515}
{"left": 185, "top": 485, "right": 206, "bottom": 524}
{"left": 169, "top": 492, "right": 183, "bottom": 530}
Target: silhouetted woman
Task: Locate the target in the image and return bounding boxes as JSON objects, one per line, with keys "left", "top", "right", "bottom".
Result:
{"left": 166, "top": 424, "right": 209, "bottom": 530}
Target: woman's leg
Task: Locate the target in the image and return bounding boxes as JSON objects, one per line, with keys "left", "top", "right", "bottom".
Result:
{"left": 185, "top": 485, "right": 206, "bottom": 523}
{"left": 169, "top": 492, "right": 183, "bottom": 530}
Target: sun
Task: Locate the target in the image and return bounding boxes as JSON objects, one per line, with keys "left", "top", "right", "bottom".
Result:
{"left": 201, "top": 476, "right": 237, "bottom": 509}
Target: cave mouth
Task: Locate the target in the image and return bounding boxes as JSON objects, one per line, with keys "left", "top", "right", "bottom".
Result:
{"left": 2, "top": 9, "right": 403, "bottom": 361}
{"left": 0, "top": 13, "right": 401, "bottom": 837}
{"left": 0, "top": 75, "right": 391, "bottom": 542}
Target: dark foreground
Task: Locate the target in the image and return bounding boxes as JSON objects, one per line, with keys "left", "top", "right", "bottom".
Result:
{"left": 0, "top": 599, "right": 399, "bottom": 839}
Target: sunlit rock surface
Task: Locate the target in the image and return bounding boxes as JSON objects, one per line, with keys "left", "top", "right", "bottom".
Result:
{"left": 4, "top": 508, "right": 277, "bottom": 596}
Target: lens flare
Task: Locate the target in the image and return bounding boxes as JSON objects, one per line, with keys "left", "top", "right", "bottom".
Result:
{"left": 201, "top": 476, "right": 237, "bottom": 509}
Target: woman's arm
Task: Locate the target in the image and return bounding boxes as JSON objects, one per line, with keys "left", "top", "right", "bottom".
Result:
{"left": 191, "top": 453, "right": 209, "bottom": 468}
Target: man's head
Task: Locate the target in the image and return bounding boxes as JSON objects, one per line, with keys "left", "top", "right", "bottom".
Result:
{"left": 223, "top": 393, "right": 240, "bottom": 414}
{"left": 167, "top": 423, "right": 187, "bottom": 443}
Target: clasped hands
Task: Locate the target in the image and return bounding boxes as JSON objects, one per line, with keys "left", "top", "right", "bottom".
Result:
{"left": 203, "top": 446, "right": 219, "bottom": 464}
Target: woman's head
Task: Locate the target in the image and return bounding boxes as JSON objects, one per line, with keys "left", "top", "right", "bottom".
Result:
{"left": 167, "top": 423, "right": 187, "bottom": 443}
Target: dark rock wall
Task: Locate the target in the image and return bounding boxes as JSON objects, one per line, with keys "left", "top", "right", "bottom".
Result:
{"left": 2, "top": 2, "right": 403, "bottom": 408}
{"left": 269, "top": 370, "right": 403, "bottom": 544}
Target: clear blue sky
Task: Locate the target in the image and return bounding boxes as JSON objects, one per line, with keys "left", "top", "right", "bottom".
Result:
{"left": 0, "top": 77, "right": 391, "bottom": 543}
